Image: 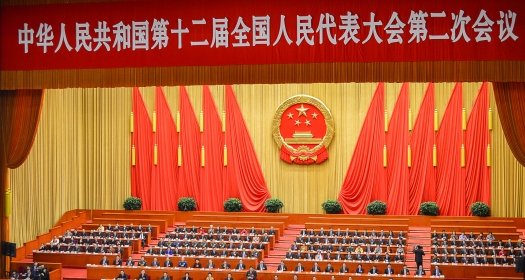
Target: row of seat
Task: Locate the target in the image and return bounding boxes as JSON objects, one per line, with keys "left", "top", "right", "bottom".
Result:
{"left": 170, "top": 226, "right": 277, "bottom": 236}
{"left": 300, "top": 229, "right": 405, "bottom": 239}
{"left": 85, "top": 263, "right": 443, "bottom": 279}
{"left": 164, "top": 232, "right": 272, "bottom": 242}
{"left": 156, "top": 238, "right": 270, "bottom": 248}
{"left": 82, "top": 223, "right": 160, "bottom": 238}
{"left": 291, "top": 243, "right": 405, "bottom": 253}
{"left": 71, "top": 225, "right": 152, "bottom": 235}
{"left": 53, "top": 236, "right": 137, "bottom": 246}
{"left": 67, "top": 230, "right": 149, "bottom": 240}
{"left": 144, "top": 247, "right": 264, "bottom": 258}
{"left": 285, "top": 251, "right": 405, "bottom": 263}
{"left": 296, "top": 236, "right": 406, "bottom": 246}
{"left": 430, "top": 253, "right": 517, "bottom": 265}
{"left": 431, "top": 238, "right": 524, "bottom": 249}
{"left": 431, "top": 245, "right": 524, "bottom": 256}
{"left": 39, "top": 243, "right": 129, "bottom": 254}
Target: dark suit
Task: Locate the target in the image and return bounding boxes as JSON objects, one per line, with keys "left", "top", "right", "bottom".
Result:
{"left": 276, "top": 264, "right": 287, "bottom": 271}
{"left": 137, "top": 272, "right": 149, "bottom": 280}
{"left": 115, "top": 273, "right": 128, "bottom": 280}
{"left": 431, "top": 268, "right": 443, "bottom": 276}
{"left": 246, "top": 270, "right": 257, "bottom": 280}
{"left": 221, "top": 263, "right": 231, "bottom": 269}
{"left": 413, "top": 247, "right": 425, "bottom": 268}
{"left": 384, "top": 267, "right": 394, "bottom": 275}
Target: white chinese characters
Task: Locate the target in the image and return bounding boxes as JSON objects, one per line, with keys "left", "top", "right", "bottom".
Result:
{"left": 17, "top": 10, "right": 519, "bottom": 54}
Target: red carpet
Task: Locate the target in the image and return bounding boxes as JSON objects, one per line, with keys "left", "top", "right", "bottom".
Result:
{"left": 407, "top": 226, "right": 432, "bottom": 270}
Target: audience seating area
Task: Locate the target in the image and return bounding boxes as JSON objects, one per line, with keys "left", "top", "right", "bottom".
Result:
{"left": 429, "top": 230, "right": 524, "bottom": 266}
{"left": 8, "top": 210, "right": 525, "bottom": 280}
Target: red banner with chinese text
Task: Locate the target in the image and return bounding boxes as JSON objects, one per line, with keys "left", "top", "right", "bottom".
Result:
{"left": 1, "top": 0, "right": 523, "bottom": 71}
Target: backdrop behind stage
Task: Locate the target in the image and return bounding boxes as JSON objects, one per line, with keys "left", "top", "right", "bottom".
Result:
{"left": 8, "top": 82, "right": 525, "bottom": 246}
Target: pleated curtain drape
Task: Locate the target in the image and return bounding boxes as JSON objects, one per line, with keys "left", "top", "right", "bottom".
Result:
{"left": 386, "top": 83, "right": 409, "bottom": 215}
{"left": 131, "top": 87, "right": 153, "bottom": 210}
{"left": 435, "top": 83, "right": 465, "bottom": 216}
{"left": 493, "top": 82, "right": 525, "bottom": 167}
{"left": 150, "top": 87, "right": 179, "bottom": 210}
{"left": 338, "top": 83, "right": 386, "bottom": 214}
{"left": 465, "top": 83, "right": 491, "bottom": 211}
{"left": 200, "top": 86, "right": 226, "bottom": 212}
{"left": 408, "top": 84, "right": 436, "bottom": 214}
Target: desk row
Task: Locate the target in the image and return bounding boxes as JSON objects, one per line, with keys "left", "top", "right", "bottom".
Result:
{"left": 87, "top": 265, "right": 445, "bottom": 280}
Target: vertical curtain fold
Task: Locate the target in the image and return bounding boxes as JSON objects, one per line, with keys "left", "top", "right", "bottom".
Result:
{"left": 178, "top": 86, "right": 201, "bottom": 206}
{"left": 465, "top": 82, "right": 491, "bottom": 211}
{"left": 493, "top": 82, "right": 525, "bottom": 167}
{"left": 436, "top": 83, "right": 465, "bottom": 216}
{"left": 131, "top": 87, "right": 153, "bottom": 210}
{"left": 201, "top": 85, "right": 225, "bottom": 211}
{"left": 408, "top": 83, "right": 436, "bottom": 214}
{"left": 150, "top": 87, "right": 178, "bottom": 210}
{"left": 386, "top": 83, "right": 409, "bottom": 215}
{"left": 338, "top": 83, "right": 386, "bottom": 214}
{"left": 224, "top": 85, "right": 270, "bottom": 212}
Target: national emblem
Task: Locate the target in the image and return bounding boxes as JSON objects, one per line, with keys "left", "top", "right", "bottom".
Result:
{"left": 272, "top": 95, "right": 334, "bottom": 164}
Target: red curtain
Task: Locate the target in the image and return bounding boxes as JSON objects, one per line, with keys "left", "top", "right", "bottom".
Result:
{"left": 6, "top": 90, "right": 44, "bottom": 168}
{"left": 386, "top": 83, "right": 409, "bottom": 215}
{"left": 0, "top": 89, "right": 43, "bottom": 253}
{"left": 150, "top": 87, "right": 179, "bottom": 210}
{"left": 436, "top": 83, "right": 465, "bottom": 216}
{"left": 177, "top": 86, "right": 202, "bottom": 207}
{"left": 200, "top": 86, "right": 225, "bottom": 211}
{"left": 493, "top": 82, "right": 525, "bottom": 167}
{"left": 338, "top": 83, "right": 386, "bottom": 214}
{"left": 224, "top": 85, "right": 270, "bottom": 212}
{"left": 408, "top": 83, "right": 436, "bottom": 215}
{"left": 131, "top": 87, "right": 153, "bottom": 210}
{"left": 465, "top": 82, "right": 491, "bottom": 212}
